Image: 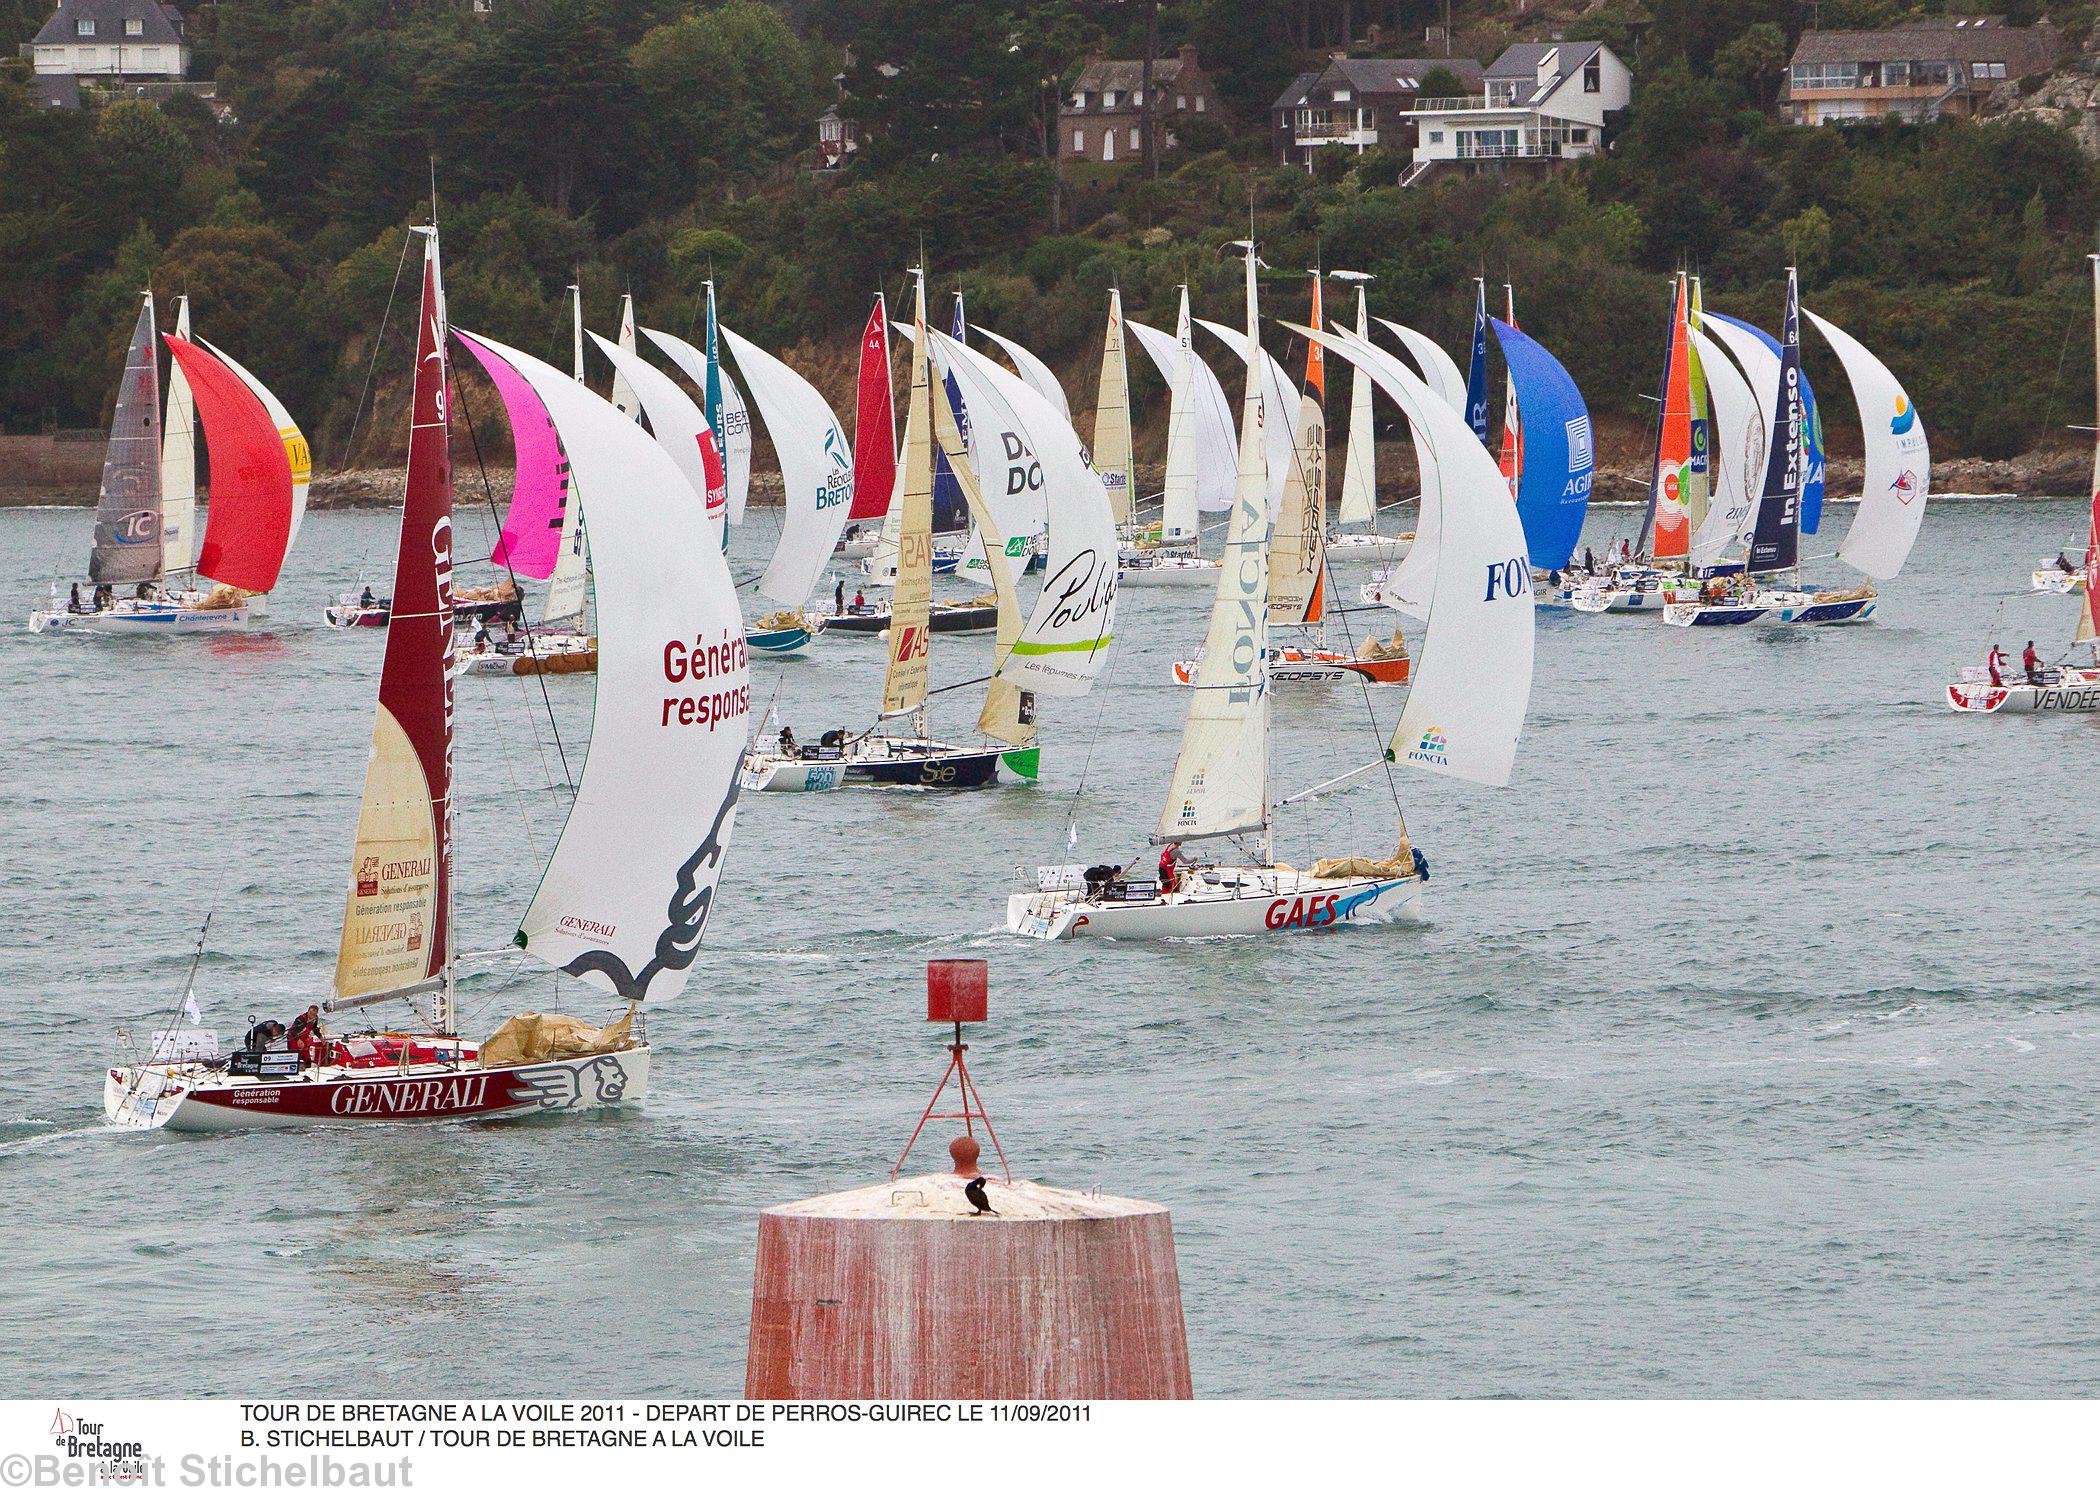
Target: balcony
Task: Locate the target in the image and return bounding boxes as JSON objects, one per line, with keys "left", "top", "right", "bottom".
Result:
{"left": 1294, "top": 124, "right": 1379, "bottom": 147}
{"left": 1411, "top": 95, "right": 1526, "bottom": 112}
{"left": 1454, "top": 140, "right": 1566, "bottom": 160}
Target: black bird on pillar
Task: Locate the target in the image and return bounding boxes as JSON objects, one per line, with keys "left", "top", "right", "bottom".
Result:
{"left": 963, "top": 1176, "right": 996, "bottom": 1216}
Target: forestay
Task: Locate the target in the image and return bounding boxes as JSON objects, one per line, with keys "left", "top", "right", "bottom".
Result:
{"left": 1297, "top": 321, "right": 1535, "bottom": 788}
{"left": 460, "top": 329, "right": 749, "bottom": 1007}
{"left": 718, "top": 322, "right": 855, "bottom": 609}
{"left": 1803, "top": 307, "right": 1930, "bottom": 581}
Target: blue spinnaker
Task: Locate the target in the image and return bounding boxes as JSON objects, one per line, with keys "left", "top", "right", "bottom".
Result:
{"left": 1710, "top": 311, "right": 1824, "bottom": 535}
{"left": 1465, "top": 282, "right": 1490, "bottom": 447}
{"left": 1489, "top": 317, "right": 1592, "bottom": 572}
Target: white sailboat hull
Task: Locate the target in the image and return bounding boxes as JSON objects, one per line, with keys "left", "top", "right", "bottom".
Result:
{"left": 104, "top": 1045, "right": 651, "bottom": 1132}
{"left": 29, "top": 592, "right": 264, "bottom": 634}
{"left": 1117, "top": 554, "right": 1219, "bottom": 587}
{"left": 456, "top": 630, "right": 597, "bottom": 676}
{"left": 2033, "top": 568, "right": 2086, "bottom": 595}
{"left": 1946, "top": 666, "right": 2100, "bottom": 714}
{"left": 1663, "top": 588, "right": 1877, "bottom": 627}
{"left": 1324, "top": 531, "right": 1412, "bottom": 563}
{"left": 1006, "top": 868, "right": 1424, "bottom": 941}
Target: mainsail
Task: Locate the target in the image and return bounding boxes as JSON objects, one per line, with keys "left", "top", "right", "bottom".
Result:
{"left": 1160, "top": 242, "right": 1269, "bottom": 846}
{"left": 1132, "top": 288, "right": 1203, "bottom": 545}
{"left": 1497, "top": 286, "right": 1523, "bottom": 497}
{"left": 1649, "top": 275, "right": 1695, "bottom": 565}
{"left": 1802, "top": 307, "right": 1930, "bottom": 581}
{"left": 881, "top": 275, "right": 937, "bottom": 718}
{"left": 929, "top": 375, "right": 1033, "bottom": 749}
{"left": 88, "top": 294, "right": 163, "bottom": 585}
{"left": 1464, "top": 279, "right": 1490, "bottom": 445}
{"left": 849, "top": 296, "right": 897, "bottom": 523}
{"left": 460, "top": 327, "right": 750, "bottom": 1007}
{"left": 160, "top": 296, "right": 197, "bottom": 578}
{"left": 166, "top": 335, "right": 295, "bottom": 594}
{"left": 1689, "top": 325, "right": 1759, "bottom": 568}
{"left": 1745, "top": 271, "right": 1805, "bottom": 576}
{"left": 1092, "top": 289, "right": 1136, "bottom": 529}
{"left": 334, "top": 228, "right": 453, "bottom": 1010}
{"left": 1197, "top": 317, "right": 1299, "bottom": 518}
{"left": 718, "top": 323, "right": 855, "bottom": 609}
{"left": 2088, "top": 254, "right": 2100, "bottom": 642}
{"left": 1489, "top": 317, "right": 1592, "bottom": 574}
{"left": 1337, "top": 279, "right": 1378, "bottom": 529}
{"left": 541, "top": 287, "right": 591, "bottom": 628}
{"left": 608, "top": 293, "right": 641, "bottom": 421}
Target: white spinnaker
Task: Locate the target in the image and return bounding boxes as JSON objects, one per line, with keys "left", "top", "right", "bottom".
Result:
{"left": 1128, "top": 308, "right": 1237, "bottom": 515}
{"left": 1700, "top": 319, "right": 1782, "bottom": 550}
{"left": 1161, "top": 248, "right": 1269, "bottom": 844}
{"left": 1198, "top": 318, "right": 1299, "bottom": 520}
{"left": 588, "top": 332, "right": 716, "bottom": 527}
{"left": 1138, "top": 291, "right": 1200, "bottom": 545}
{"left": 1300, "top": 322, "right": 1534, "bottom": 787}
{"left": 1379, "top": 319, "right": 1470, "bottom": 421}
{"left": 1338, "top": 288, "right": 1377, "bottom": 526}
{"left": 200, "top": 338, "right": 310, "bottom": 567}
{"left": 922, "top": 326, "right": 1119, "bottom": 696}
{"left": 458, "top": 329, "right": 748, "bottom": 1008}
{"left": 895, "top": 325, "right": 1047, "bottom": 543}
{"left": 1803, "top": 308, "right": 1929, "bottom": 581}
{"left": 609, "top": 295, "right": 641, "bottom": 421}
{"left": 718, "top": 323, "right": 855, "bottom": 609}
{"left": 1689, "top": 328, "right": 1760, "bottom": 567}
{"left": 974, "top": 326, "right": 1071, "bottom": 423}
{"left": 161, "top": 296, "right": 197, "bottom": 576}
{"left": 639, "top": 327, "right": 752, "bottom": 525}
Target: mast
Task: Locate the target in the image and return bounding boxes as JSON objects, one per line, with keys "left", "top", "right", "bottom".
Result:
{"left": 1093, "top": 288, "right": 1136, "bottom": 532}
{"left": 331, "top": 225, "right": 454, "bottom": 1034}
{"left": 88, "top": 293, "right": 163, "bottom": 586}
{"left": 1159, "top": 240, "right": 1270, "bottom": 857}
{"left": 1270, "top": 271, "right": 1327, "bottom": 626}
{"left": 161, "top": 295, "right": 197, "bottom": 579}
{"left": 2086, "top": 254, "right": 2100, "bottom": 651}
{"left": 880, "top": 269, "right": 936, "bottom": 724}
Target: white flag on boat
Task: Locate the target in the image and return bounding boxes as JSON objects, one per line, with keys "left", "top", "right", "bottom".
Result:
{"left": 181, "top": 990, "right": 202, "bottom": 1026}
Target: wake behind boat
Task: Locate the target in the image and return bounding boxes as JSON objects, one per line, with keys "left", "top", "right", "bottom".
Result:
{"left": 105, "top": 225, "right": 751, "bottom": 1132}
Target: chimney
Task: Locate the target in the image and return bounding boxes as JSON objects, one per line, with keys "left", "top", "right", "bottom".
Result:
{"left": 1178, "top": 43, "right": 1198, "bottom": 70}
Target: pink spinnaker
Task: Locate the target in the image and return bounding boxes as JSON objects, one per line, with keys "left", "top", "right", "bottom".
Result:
{"left": 458, "top": 332, "right": 573, "bottom": 580}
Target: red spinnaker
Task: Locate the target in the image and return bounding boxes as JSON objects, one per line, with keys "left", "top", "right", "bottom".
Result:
{"left": 380, "top": 235, "right": 455, "bottom": 983}
{"left": 849, "top": 297, "right": 896, "bottom": 521}
{"left": 166, "top": 336, "right": 294, "bottom": 592}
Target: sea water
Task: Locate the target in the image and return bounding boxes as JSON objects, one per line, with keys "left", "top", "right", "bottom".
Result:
{"left": 1, "top": 497, "right": 2095, "bottom": 1397}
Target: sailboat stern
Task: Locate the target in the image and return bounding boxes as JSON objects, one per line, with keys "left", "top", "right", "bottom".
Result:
{"left": 996, "top": 747, "right": 1041, "bottom": 784}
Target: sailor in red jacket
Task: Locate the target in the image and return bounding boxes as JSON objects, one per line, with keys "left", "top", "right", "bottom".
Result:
{"left": 2023, "top": 640, "right": 2044, "bottom": 686}
{"left": 1987, "top": 644, "right": 2007, "bottom": 686}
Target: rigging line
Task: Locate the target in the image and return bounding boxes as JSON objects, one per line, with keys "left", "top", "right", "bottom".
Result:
{"left": 333, "top": 227, "right": 417, "bottom": 475}
{"left": 460, "top": 443, "right": 562, "bottom": 802}
{"left": 457, "top": 386, "right": 575, "bottom": 790}
{"left": 2037, "top": 302, "right": 2081, "bottom": 447}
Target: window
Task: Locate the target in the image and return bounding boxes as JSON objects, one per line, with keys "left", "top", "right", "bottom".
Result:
{"left": 1129, "top": 125, "right": 1140, "bottom": 148}
{"left": 1102, "top": 130, "right": 1114, "bottom": 161}
{"left": 1176, "top": 93, "right": 1187, "bottom": 109}
{"left": 1428, "top": 129, "right": 1444, "bottom": 143}
{"left": 124, "top": 17, "right": 143, "bottom": 35}
{"left": 75, "top": 18, "right": 94, "bottom": 36}
{"left": 1072, "top": 91, "right": 1087, "bottom": 110}
{"left": 1103, "top": 89, "right": 1118, "bottom": 109}
{"left": 1883, "top": 61, "right": 1911, "bottom": 86}
{"left": 1194, "top": 95, "right": 1205, "bottom": 112}
{"left": 1790, "top": 62, "right": 1862, "bottom": 89}
{"left": 1334, "top": 88, "right": 1351, "bottom": 102}
{"left": 1569, "top": 126, "right": 1588, "bottom": 143}
{"left": 1487, "top": 80, "right": 1519, "bottom": 105}
{"left": 1583, "top": 56, "right": 1601, "bottom": 93}
{"left": 1132, "top": 89, "right": 1143, "bottom": 106}
{"left": 1072, "top": 127, "right": 1084, "bottom": 152}
{"left": 1979, "top": 61, "right": 2007, "bottom": 79}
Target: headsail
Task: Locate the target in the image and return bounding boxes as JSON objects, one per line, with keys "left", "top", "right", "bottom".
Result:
{"left": 975, "top": 325, "right": 1071, "bottom": 422}
{"left": 1295, "top": 321, "right": 1535, "bottom": 787}
{"left": 1802, "top": 307, "right": 1930, "bottom": 581}
{"left": 849, "top": 296, "right": 897, "bottom": 522}
{"left": 1127, "top": 298, "right": 1237, "bottom": 515}
{"left": 589, "top": 331, "right": 722, "bottom": 528}
{"left": 166, "top": 336, "right": 295, "bottom": 594}
{"left": 470, "top": 335, "right": 573, "bottom": 582}
{"left": 928, "top": 374, "right": 1033, "bottom": 748}
{"left": 160, "top": 296, "right": 197, "bottom": 577}
{"left": 1092, "top": 289, "right": 1136, "bottom": 529}
{"left": 1689, "top": 326, "right": 1759, "bottom": 569}
{"left": 1160, "top": 243, "right": 1269, "bottom": 846}
{"left": 542, "top": 286, "right": 590, "bottom": 626}
{"left": 334, "top": 229, "right": 453, "bottom": 1010}
{"left": 1136, "top": 288, "right": 1201, "bottom": 545}
{"left": 201, "top": 338, "right": 312, "bottom": 560}
{"left": 1270, "top": 275, "right": 1327, "bottom": 625}
{"left": 2087, "top": 255, "right": 2100, "bottom": 643}
{"left": 718, "top": 323, "right": 855, "bottom": 610}
{"left": 608, "top": 293, "right": 641, "bottom": 422}
{"left": 460, "top": 328, "right": 749, "bottom": 1006}
{"left": 88, "top": 295, "right": 163, "bottom": 585}
{"left": 1497, "top": 286, "right": 1523, "bottom": 497}
{"left": 1489, "top": 317, "right": 1592, "bottom": 574}
{"left": 1379, "top": 318, "right": 1469, "bottom": 422}
{"left": 1197, "top": 317, "right": 1299, "bottom": 519}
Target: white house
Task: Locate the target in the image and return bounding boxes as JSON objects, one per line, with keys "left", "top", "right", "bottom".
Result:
{"left": 31, "top": 0, "right": 189, "bottom": 80}
{"left": 1404, "top": 41, "right": 1631, "bottom": 186}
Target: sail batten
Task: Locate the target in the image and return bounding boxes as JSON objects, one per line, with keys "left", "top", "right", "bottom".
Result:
{"left": 88, "top": 295, "right": 164, "bottom": 585}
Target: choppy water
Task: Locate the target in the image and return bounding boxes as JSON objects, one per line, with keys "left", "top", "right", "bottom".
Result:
{"left": 2, "top": 495, "right": 2097, "bottom": 1399}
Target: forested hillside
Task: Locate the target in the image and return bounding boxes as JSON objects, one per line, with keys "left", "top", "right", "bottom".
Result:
{"left": 3, "top": 0, "right": 2098, "bottom": 471}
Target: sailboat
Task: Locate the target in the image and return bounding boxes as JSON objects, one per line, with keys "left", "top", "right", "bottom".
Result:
{"left": 1664, "top": 268, "right": 1926, "bottom": 626}
{"left": 739, "top": 269, "right": 1044, "bottom": 792}
{"left": 1488, "top": 301, "right": 1593, "bottom": 607}
{"left": 837, "top": 295, "right": 897, "bottom": 560}
{"left": 1119, "top": 286, "right": 1227, "bottom": 588}
{"left": 104, "top": 225, "right": 750, "bottom": 1130}
{"left": 1007, "top": 242, "right": 1532, "bottom": 941}
{"left": 1949, "top": 257, "right": 2100, "bottom": 713}
{"left": 1352, "top": 309, "right": 1474, "bottom": 610}
{"left": 1324, "top": 271, "right": 1407, "bottom": 563}
{"left": 32, "top": 293, "right": 304, "bottom": 633}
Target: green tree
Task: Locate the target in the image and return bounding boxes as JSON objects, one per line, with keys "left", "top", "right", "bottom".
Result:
{"left": 839, "top": 0, "right": 1044, "bottom": 164}
{"left": 632, "top": 1, "right": 815, "bottom": 189}
{"left": 1713, "top": 22, "right": 1789, "bottom": 108}
{"left": 1783, "top": 204, "right": 1833, "bottom": 288}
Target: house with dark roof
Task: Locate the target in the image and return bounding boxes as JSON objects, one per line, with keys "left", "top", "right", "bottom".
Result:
{"left": 1782, "top": 16, "right": 2059, "bottom": 126}
{"left": 31, "top": 0, "right": 189, "bottom": 82}
{"left": 1403, "top": 40, "right": 1630, "bottom": 187}
{"left": 1270, "top": 54, "right": 1485, "bottom": 169}
{"left": 1059, "top": 45, "right": 1224, "bottom": 166}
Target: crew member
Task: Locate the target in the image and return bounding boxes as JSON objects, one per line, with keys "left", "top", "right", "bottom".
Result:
{"left": 1158, "top": 842, "right": 1187, "bottom": 896}
{"left": 287, "top": 1004, "right": 326, "bottom": 1065}
{"left": 361, "top": 585, "right": 376, "bottom": 609}
{"left": 835, "top": 578, "right": 846, "bottom": 615}
{"left": 1987, "top": 643, "right": 2007, "bottom": 687}
{"left": 68, "top": 583, "right": 83, "bottom": 614}
{"left": 853, "top": 588, "right": 866, "bottom": 611}
{"left": 2023, "top": 640, "right": 2044, "bottom": 686}
{"left": 778, "top": 725, "right": 797, "bottom": 757}
{"left": 2059, "top": 551, "right": 2078, "bottom": 575}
